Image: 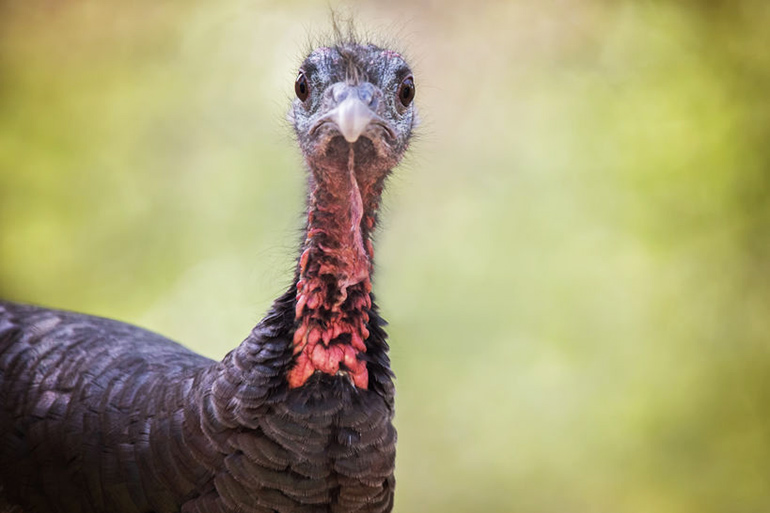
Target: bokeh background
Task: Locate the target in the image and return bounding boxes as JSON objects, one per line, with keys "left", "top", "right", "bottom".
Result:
{"left": 2, "top": 1, "right": 770, "bottom": 511}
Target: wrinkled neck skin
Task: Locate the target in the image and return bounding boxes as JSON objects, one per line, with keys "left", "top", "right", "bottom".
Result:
{"left": 287, "top": 148, "right": 386, "bottom": 389}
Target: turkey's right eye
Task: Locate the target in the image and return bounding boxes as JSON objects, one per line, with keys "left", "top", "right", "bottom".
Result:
{"left": 295, "top": 72, "right": 310, "bottom": 101}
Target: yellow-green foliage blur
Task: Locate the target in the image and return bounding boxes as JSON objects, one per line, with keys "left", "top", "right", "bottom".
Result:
{"left": 1, "top": 1, "right": 769, "bottom": 511}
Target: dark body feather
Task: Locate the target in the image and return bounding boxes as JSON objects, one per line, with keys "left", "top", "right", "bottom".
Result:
{"left": 0, "top": 289, "right": 395, "bottom": 513}
{"left": 0, "top": 38, "right": 416, "bottom": 513}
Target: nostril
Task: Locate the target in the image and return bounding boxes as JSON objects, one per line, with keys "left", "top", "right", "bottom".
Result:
{"left": 357, "top": 84, "right": 376, "bottom": 106}
{"left": 332, "top": 84, "right": 349, "bottom": 103}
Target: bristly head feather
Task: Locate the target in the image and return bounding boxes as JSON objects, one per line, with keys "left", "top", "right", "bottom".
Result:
{"left": 300, "top": 9, "right": 412, "bottom": 77}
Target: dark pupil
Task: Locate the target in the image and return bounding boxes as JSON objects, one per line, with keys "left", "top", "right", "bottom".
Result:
{"left": 295, "top": 73, "right": 309, "bottom": 100}
{"left": 399, "top": 78, "right": 415, "bottom": 105}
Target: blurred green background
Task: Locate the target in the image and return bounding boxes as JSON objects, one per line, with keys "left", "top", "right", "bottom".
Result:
{"left": 2, "top": 0, "right": 770, "bottom": 511}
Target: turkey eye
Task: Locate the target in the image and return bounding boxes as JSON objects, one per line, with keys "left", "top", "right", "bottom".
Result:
{"left": 295, "top": 72, "right": 309, "bottom": 101}
{"left": 397, "top": 76, "right": 415, "bottom": 107}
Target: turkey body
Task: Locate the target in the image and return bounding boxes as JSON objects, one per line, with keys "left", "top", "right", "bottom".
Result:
{"left": 0, "top": 36, "right": 416, "bottom": 513}
{"left": 0, "top": 292, "right": 395, "bottom": 513}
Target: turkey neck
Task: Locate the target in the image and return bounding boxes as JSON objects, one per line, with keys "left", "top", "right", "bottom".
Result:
{"left": 287, "top": 147, "right": 385, "bottom": 389}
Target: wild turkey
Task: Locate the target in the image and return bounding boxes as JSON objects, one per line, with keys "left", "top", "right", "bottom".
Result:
{"left": 0, "top": 35, "right": 417, "bottom": 513}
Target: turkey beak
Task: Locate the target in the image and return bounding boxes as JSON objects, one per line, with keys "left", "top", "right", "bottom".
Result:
{"left": 331, "top": 96, "right": 374, "bottom": 143}
{"left": 325, "top": 83, "right": 379, "bottom": 144}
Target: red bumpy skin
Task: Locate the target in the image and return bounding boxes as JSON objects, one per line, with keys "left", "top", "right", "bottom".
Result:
{"left": 287, "top": 158, "right": 379, "bottom": 389}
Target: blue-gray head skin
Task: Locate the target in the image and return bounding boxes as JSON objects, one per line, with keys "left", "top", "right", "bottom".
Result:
{"left": 286, "top": 42, "right": 417, "bottom": 389}
{"left": 289, "top": 42, "right": 417, "bottom": 176}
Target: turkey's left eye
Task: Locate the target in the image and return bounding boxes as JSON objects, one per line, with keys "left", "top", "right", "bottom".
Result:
{"left": 397, "top": 76, "right": 415, "bottom": 107}
{"left": 295, "top": 72, "right": 310, "bottom": 101}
